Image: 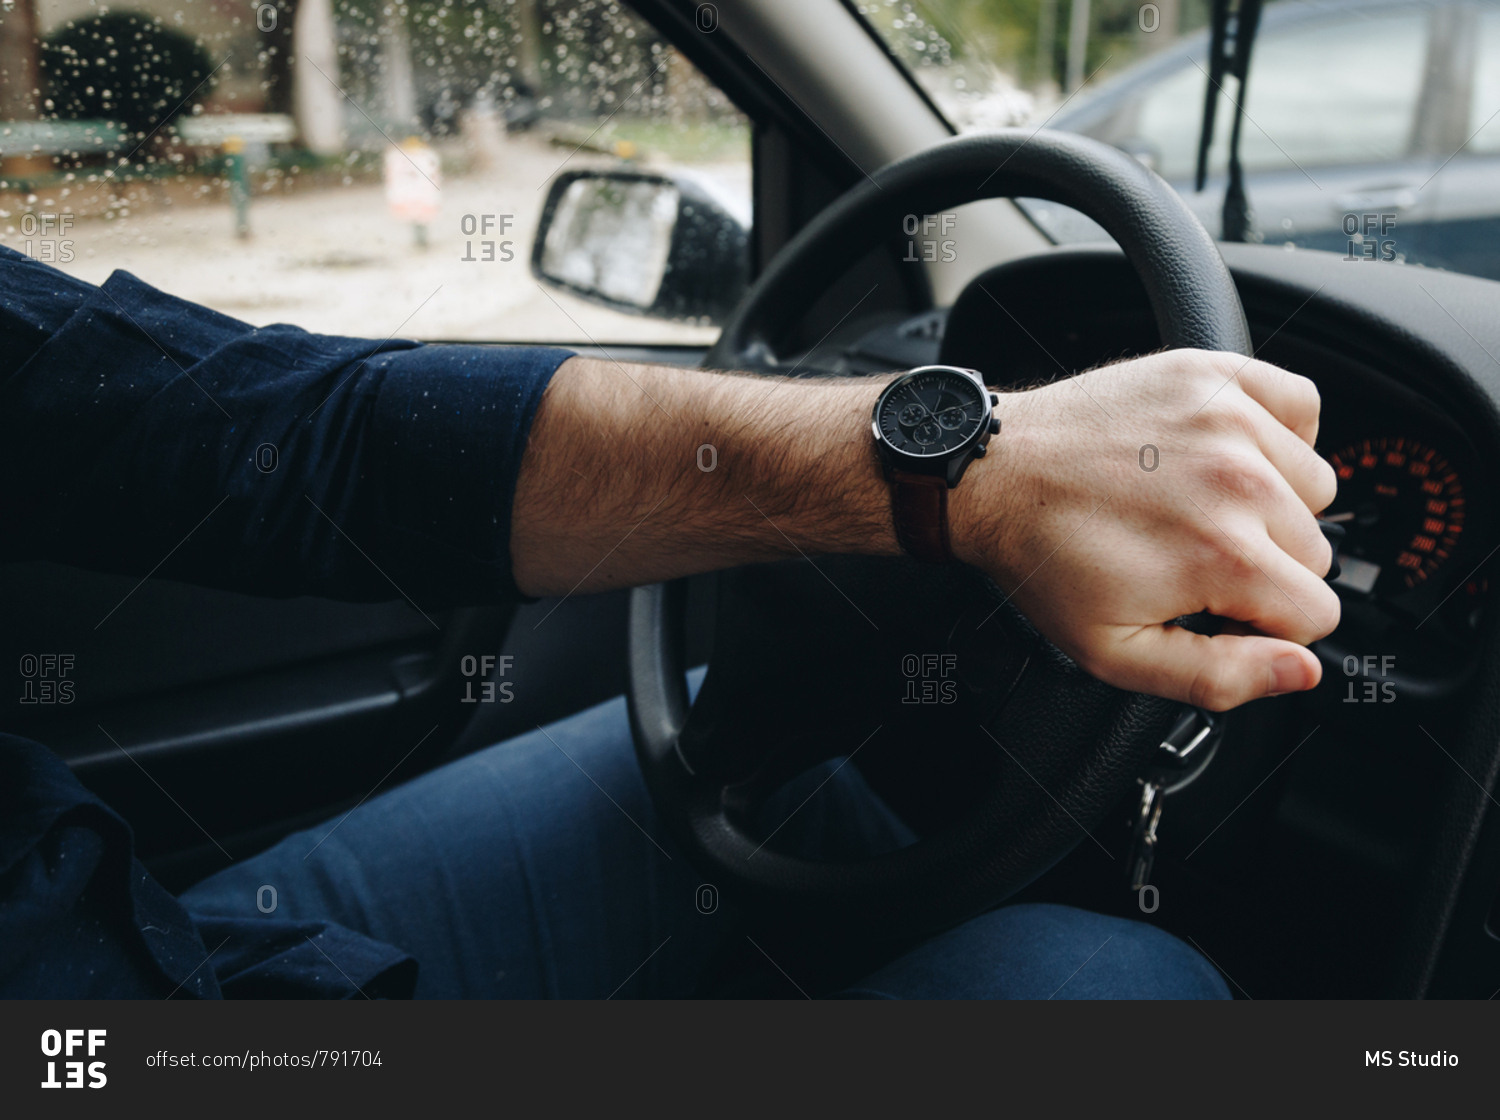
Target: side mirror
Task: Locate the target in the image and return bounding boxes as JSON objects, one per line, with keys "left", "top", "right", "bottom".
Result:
{"left": 532, "top": 168, "right": 749, "bottom": 325}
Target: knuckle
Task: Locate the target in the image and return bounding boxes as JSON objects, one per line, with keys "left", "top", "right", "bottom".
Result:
{"left": 1309, "top": 585, "right": 1342, "bottom": 639}
{"left": 1188, "top": 347, "right": 1237, "bottom": 377}
{"left": 1312, "top": 455, "right": 1339, "bottom": 509}
{"left": 1222, "top": 544, "right": 1263, "bottom": 587}
{"left": 1189, "top": 513, "right": 1255, "bottom": 574}
{"left": 1216, "top": 351, "right": 1253, "bottom": 381}
{"left": 1186, "top": 354, "right": 1237, "bottom": 395}
{"left": 1256, "top": 360, "right": 1321, "bottom": 422}
{"left": 1284, "top": 367, "right": 1322, "bottom": 411}
{"left": 1205, "top": 453, "right": 1274, "bottom": 505}
{"left": 1200, "top": 396, "right": 1260, "bottom": 441}
{"left": 1279, "top": 584, "right": 1339, "bottom": 645}
{"left": 1288, "top": 507, "right": 1334, "bottom": 574}
{"left": 1187, "top": 660, "right": 1238, "bottom": 712}
{"left": 1179, "top": 530, "right": 1227, "bottom": 582}
{"left": 1308, "top": 530, "right": 1335, "bottom": 578}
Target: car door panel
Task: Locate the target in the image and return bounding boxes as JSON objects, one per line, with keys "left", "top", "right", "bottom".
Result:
{"left": 0, "top": 343, "right": 707, "bottom": 884}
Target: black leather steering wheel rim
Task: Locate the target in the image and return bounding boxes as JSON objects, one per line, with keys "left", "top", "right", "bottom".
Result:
{"left": 709, "top": 128, "right": 1249, "bottom": 366}
{"left": 627, "top": 129, "right": 1251, "bottom": 942}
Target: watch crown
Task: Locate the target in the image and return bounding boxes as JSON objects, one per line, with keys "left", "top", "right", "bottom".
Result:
{"left": 990, "top": 417, "right": 1002, "bottom": 435}
{"left": 989, "top": 393, "right": 999, "bottom": 406}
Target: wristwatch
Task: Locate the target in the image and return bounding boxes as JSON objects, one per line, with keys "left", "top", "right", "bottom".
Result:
{"left": 871, "top": 364, "right": 1001, "bottom": 564}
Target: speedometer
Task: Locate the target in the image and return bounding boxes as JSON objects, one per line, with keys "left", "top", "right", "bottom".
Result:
{"left": 1323, "top": 437, "right": 1465, "bottom": 595}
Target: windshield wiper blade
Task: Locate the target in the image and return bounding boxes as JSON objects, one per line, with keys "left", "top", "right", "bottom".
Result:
{"left": 1195, "top": 0, "right": 1264, "bottom": 242}
{"left": 1195, "top": 0, "right": 1231, "bottom": 192}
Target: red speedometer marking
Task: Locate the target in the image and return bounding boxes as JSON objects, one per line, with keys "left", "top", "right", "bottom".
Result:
{"left": 1325, "top": 436, "right": 1466, "bottom": 591}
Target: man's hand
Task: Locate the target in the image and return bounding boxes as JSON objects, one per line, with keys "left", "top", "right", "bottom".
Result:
{"left": 511, "top": 349, "right": 1339, "bottom": 712}
{"left": 950, "top": 349, "right": 1340, "bottom": 711}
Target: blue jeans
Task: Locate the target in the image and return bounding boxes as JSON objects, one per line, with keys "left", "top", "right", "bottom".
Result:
{"left": 180, "top": 678, "right": 1229, "bottom": 1000}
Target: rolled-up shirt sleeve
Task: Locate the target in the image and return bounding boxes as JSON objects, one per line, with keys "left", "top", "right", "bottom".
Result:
{"left": 0, "top": 246, "right": 573, "bottom": 606}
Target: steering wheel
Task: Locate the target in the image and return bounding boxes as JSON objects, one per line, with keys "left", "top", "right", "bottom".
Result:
{"left": 626, "top": 129, "right": 1251, "bottom": 947}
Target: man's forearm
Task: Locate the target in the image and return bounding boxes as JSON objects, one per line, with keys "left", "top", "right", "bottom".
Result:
{"left": 511, "top": 356, "right": 901, "bottom": 597}
{"left": 513, "top": 348, "right": 1342, "bottom": 713}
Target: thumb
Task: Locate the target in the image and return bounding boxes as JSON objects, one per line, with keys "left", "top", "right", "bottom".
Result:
{"left": 1103, "top": 625, "right": 1322, "bottom": 711}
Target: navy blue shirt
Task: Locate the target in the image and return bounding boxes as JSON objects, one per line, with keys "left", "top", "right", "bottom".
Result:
{"left": 0, "top": 246, "right": 573, "bottom": 997}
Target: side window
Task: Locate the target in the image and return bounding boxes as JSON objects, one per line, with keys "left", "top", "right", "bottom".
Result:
{"left": 1119, "top": 9, "right": 1430, "bottom": 181}
{"left": 0, "top": 0, "right": 750, "bottom": 345}
{"left": 1468, "top": 9, "right": 1500, "bottom": 154}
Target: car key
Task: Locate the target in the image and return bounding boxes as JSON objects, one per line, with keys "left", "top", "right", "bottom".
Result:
{"left": 1133, "top": 525, "right": 1341, "bottom": 893}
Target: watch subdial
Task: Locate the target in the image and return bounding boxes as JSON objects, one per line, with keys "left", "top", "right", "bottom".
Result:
{"left": 912, "top": 420, "right": 941, "bottom": 446}
{"left": 899, "top": 403, "right": 928, "bottom": 427}
{"left": 937, "top": 406, "right": 967, "bottom": 431}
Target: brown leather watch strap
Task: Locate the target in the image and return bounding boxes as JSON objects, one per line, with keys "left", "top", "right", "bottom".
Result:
{"left": 888, "top": 469, "right": 954, "bottom": 564}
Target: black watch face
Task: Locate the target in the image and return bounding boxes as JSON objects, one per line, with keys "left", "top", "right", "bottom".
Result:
{"left": 877, "top": 368, "right": 988, "bottom": 458}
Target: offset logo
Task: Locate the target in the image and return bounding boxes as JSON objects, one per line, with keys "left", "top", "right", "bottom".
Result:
{"left": 460, "top": 654, "right": 514, "bottom": 703}
{"left": 901, "top": 653, "right": 958, "bottom": 704}
{"left": 19, "top": 653, "right": 75, "bottom": 705}
{"left": 40, "top": 1029, "right": 107, "bottom": 1089}
{"left": 459, "top": 214, "right": 515, "bottom": 262}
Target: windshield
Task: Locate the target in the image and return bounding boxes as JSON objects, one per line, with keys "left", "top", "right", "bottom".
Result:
{"left": 860, "top": 0, "right": 1500, "bottom": 281}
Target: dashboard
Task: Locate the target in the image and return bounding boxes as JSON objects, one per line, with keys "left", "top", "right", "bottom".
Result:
{"left": 1301, "top": 339, "right": 1490, "bottom": 698}
{"left": 851, "top": 246, "right": 1500, "bottom": 702}
{"left": 818, "top": 241, "right": 1500, "bottom": 706}
{"left": 815, "top": 239, "right": 1500, "bottom": 996}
